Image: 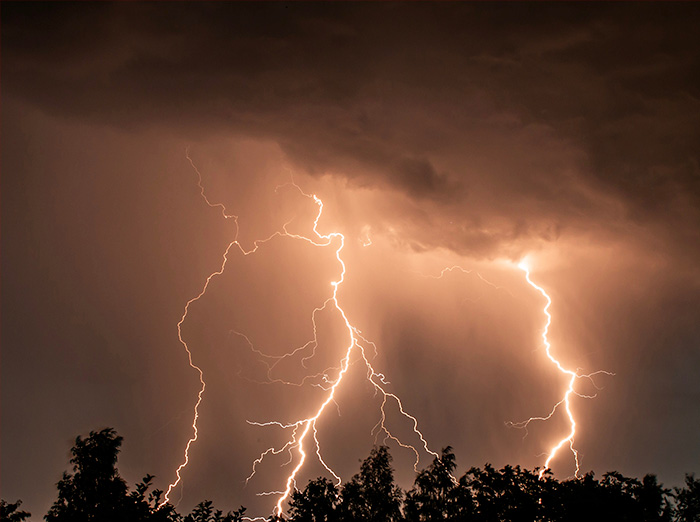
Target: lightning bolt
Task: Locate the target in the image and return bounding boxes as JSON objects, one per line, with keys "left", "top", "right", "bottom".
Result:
{"left": 161, "top": 150, "right": 289, "bottom": 506}
{"left": 512, "top": 259, "right": 613, "bottom": 478}
{"left": 165, "top": 149, "right": 612, "bottom": 512}
{"left": 164, "top": 154, "right": 437, "bottom": 516}
{"left": 245, "top": 186, "right": 437, "bottom": 517}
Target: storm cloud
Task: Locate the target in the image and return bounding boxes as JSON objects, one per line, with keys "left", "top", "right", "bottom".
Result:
{"left": 4, "top": 2, "right": 699, "bottom": 259}
{"left": 3, "top": 2, "right": 700, "bottom": 518}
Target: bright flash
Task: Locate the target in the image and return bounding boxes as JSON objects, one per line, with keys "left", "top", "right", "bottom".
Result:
{"left": 163, "top": 150, "right": 612, "bottom": 516}
{"left": 512, "top": 259, "right": 613, "bottom": 478}
{"left": 163, "top": 155, "right": 437, "bottom": 516}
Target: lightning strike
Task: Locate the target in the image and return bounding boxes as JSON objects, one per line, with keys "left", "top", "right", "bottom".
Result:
{"left": 165, "top": 155, "right": 437, "bottom": 517}
{"left": 166, "top": 151, "right": 611, "bottom": 515}
{"left": 513, "top": 260, "right": 613, "bottom": 478}
{"left": 247, "top": 188, "right": 437, "bottom": 517}
{"left": 161, "top": 157, "right": 289, "bottom": 505}
{"left": 162, "top": 229, "right": 286, "bottom": 505}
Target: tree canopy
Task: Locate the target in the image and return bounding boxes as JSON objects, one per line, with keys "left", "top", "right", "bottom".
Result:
{"left": 284, "top": 447, "right": 698, "bottom": 522}
{"left": 14, "top": 428, "right": 245, "bottom": 522}
{"left": 2, "top": 429, "right": 699, "bottom": 522}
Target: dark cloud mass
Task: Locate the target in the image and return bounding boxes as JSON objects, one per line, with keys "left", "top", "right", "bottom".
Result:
{"left": 2, "top": 2, "right": 700, "bottom": 518}
{"left": 4, "top": 2, "right": 700, "bottom": 258}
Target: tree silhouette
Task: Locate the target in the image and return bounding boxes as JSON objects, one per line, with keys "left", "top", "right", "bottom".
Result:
{"left": 127, "top": 474, "right": 180, "bottom": 522}
{"left": 675, "top": 474, "right": 700, "bottom": 522}
{"left": 288, "top": 477, "right": 340, "bottom": 522}
{"left": 404, "top": 446, "right": 474, "bottom": 521}
{"left": 45, "top": 428, "right": 131, "bottom": 522}
{"left": 337, "top": 446, "right": 402, "bottom": 522}
{"left": 461, "top": 463, "right": 555, "bottom": 522}
{"left": 182, "top": 500, "right": 246, "bottom": 522}
{"left": 5, "top": 428, "right": 700, "bottom": 521}
{"left": 0, "top": 500, "right": 31, "bottom": 522}
{"left": 637, "top": 474, "right": 673, "bottom": 522}
{"left": 42, "top": 427, "right": 244, "bottom": 522}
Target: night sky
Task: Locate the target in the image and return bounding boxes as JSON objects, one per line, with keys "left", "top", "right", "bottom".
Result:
{"left": 2, "top": 2, "right": 700, "bottom": 519}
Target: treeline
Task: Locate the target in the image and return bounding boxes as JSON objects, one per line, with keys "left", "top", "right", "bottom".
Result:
{"left": 1, "top": 429, "right": 245, "bottom": 522}
{"left": 286, "top": 446, "right": 700, "bottom": 522}
{"left": 2, "top": 429, "right": 699, "bottom": 522}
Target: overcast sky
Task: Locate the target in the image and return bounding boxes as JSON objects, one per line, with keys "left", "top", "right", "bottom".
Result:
{"left": 2, "top": 2, "right": 700, "bottom": 518}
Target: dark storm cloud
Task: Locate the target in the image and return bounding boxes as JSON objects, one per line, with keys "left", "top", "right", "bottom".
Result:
{"left": 4, "top": 4, "right": 700, "bottom": 516}
{"left": 3, "top": 2, "right": 699, "bottom": 257}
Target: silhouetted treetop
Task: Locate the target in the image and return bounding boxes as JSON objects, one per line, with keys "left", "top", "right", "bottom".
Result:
{"left": 337, "top": 446, "right": 402, "bottom": 522}
{"left": 405, "top": 447, "right": 474, "bottom": 522}
{"left": 674, "top": 474, "right": 700, "bottom": 522}
{"left": 46, "top": 428, "right": 130, "bottom": 522}
{"left": 40, "top": 428, "right": 244, "bottom": 522}
{"left": 3, "top": 429, "right": 699, "bottom": 522}
{"left": 1, "top": 500, "right": 31, "bottom": 522}
{"left": 288, "top": 477, "right": 339, "bottom": 522}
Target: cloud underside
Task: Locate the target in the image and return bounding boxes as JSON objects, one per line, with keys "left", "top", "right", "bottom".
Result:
{"left": 4, "top": 2, "right": 699, "bottom": 260}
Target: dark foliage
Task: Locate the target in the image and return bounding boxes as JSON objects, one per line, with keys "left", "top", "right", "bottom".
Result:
{"left": 286, "top": 446, "right": 698, "bottom": 522}
{"left": 182, "top": 500, "right": 246, "bottom": 522}
{"left": 337, "top": 446, "right": 403, "bottom": 522}
{"left": 3, "top": 430, "right": 700, "bottom": 522}
{"left": 45, "top": 428, "right": 130, "bottom": 522}
{"left": 404, "top": 447, "right": 473, "bottom": 521}
{"left": 1, "top": 428, "right": 244, "bottom": 522}
{"left": 288, "top": 477, "right": 340, "bottom": 522}
{"left": 675, "top": 474, "right": 700, "bottom": 522}
{"left": 1, "top": 500, "right": 31, "bottom": 522}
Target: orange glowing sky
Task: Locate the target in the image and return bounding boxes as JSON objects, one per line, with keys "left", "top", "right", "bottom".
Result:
{"left": 2, "top": 3, "right": 699, "bottom": 518}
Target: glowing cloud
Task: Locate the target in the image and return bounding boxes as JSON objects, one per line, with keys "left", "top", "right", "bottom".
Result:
{"left": 163, "top": 159, "right": 438, "bottom": 516}
{"left": 163, "top": 154, "right": 612, "bottom": 517}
